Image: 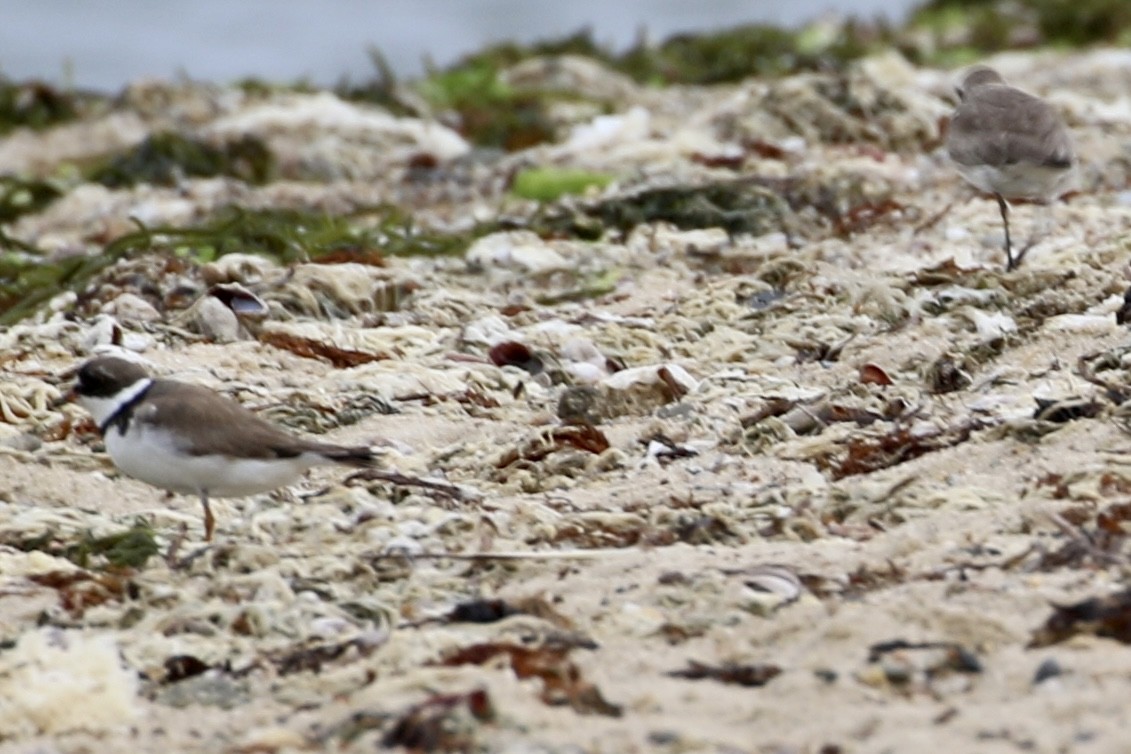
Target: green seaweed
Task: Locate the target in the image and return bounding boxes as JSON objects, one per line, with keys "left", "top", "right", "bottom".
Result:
{"left": 0, "top": 77, "right": 95, "bottom": 135}
{"left": 575, "top": 179, "right": 789, "bottom": 237}
{"left": 67, "top": 521, "right": 159, "bottom": 569}
{"left": 0, "top": 204, "right": 476, "bottom": 324}
{"left": 416, "top": 59, "right": 557, "bottom": 151}
{"left": 0, "top": 176, "right": 62, "bottom": 223}
{"left": 88, "top": 131, "right": 274, "bottom": 187}
{"left": 511, "top": 167, "right": 614, "bottom": 202}
{"left": 0, "top": 250, "right": 106, "bottom": 325}
{"left": 99, "top": 208, "right": 362, "bottom": 264}
{"left": 0, "top": 207, "right": 457, "bottom": 323}
{"left": 334, "top": 47, "right": 413, "bottom": 116}
{"left": 908, "top": 0, "right": 1131, "bottom": 62}
{"left": 620, "top": 25, "right": 815, "bottom": 84}
{"left": 14, "top": 520, "right": 158, "bottom": 570}
{"left": 100, "top": 205, "right": 469, "bottom": 263}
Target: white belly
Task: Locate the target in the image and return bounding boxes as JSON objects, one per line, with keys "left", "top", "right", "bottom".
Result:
{"left": 955, "top": 161, "right": 1074, "bottom": 202}
{"left": 104, "top": 424, "right": 321, "bottom": 498}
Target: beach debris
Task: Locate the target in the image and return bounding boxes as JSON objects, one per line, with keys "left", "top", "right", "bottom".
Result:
{"left": 668, "top": 660, "right": 782, "bottom": 688}
{"left": 1033, "top": 658, "right": 1063, "bottom": 685}
{"left": 1029, "top": 588, "right": 1131, "bottom": 648}
{"left": 440, "top": 642, "right": 621, "bottom": 716}
{"left": 859, "top": 363, "right": 893, "bottom": 386}
{"left": 184, "top": 283, "right": 269, "bottom": 342}
{"left": 1116, "top": 286, "right": 1131, "bottom": 325}
{"left": 862, "top": 640, "right": 982, "bottom": 692}
{"left": 382, "top": 689, "right": 495, "bottom": 751}
{"left": 925, "top": 355, "right": 972, "bottom": 394}
{"left": 257, "top": 326, "right": 389, "bottom": 366}
{"left": 1032, "top": 397, "right": 1103, "bottom": 424}
{"left": 495, "top": 424, "right": 610, "bottom": 468}
{"left": 487, "top": 340, "right": 544, "bottom": 375}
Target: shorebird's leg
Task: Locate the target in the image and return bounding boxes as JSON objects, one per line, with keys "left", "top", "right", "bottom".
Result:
{"left": 995, "top": 193, "right": 1016, "bottom": 270}
{"left": 1017, "top": 198, "right": 1058, "bottom": 270}
{"left": 200, "top": 491, "right": 215, "bottom": 541}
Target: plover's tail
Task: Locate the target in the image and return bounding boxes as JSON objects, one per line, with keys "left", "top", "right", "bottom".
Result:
{"left": 317, "top": 444, "right": 380, "bottom": 467}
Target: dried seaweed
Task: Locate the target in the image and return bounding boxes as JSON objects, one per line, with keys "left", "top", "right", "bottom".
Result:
{"left": 258, "top": 329, "right": 390, "bottom": 367}
{"left": 1029, "top": 588, "right": 1131, "bottom": 647}
{"left": 867, "top": 640, "right": 982, "bottom": 673}
{"left": 822, "top": 420, "right": 983, "bottom": 480}
{"left": 668, "top": 660, "right": 782, "bottom": 687}
{"left": 268, "top": 636, "right": 382, "bottom": 676}
{"left": 495, "top": 424, "right": 611, "bottom": 468}
{"left": 383, "top": 689, "right": 495, "bottom": 751}
{"left": 28, "top": 570, "right": 133, "bottom": 618}
{"left": 440, "top": 642, "right": 622, "bottom": 717}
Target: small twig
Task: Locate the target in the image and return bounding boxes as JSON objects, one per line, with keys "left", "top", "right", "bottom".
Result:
{"left": 344, "top": 469, "right": 478, "bottom": 501}
{"left": 163, "top": 522, "right": 188, "bottom": 568}
{"left": 1047, "top": 512, "right": 1126, "bottom": 566}
{"left": 168, "top": 541, "right": 214, "bottom": 571}
{"left": 912, "top": 199, "right": 955, "bottom": 235}
{"left": 369, "top": 548, "right": 641, "bottom": 562}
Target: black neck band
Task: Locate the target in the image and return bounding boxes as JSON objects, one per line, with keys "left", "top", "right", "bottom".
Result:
{"left": 99, "top": 382, "right": 152, "bottom": 436}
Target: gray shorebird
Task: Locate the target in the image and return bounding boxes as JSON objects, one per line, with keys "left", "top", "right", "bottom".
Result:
{"left": 70, "top": 356, "right": 376, "bottom": 540}
{"left": 946, "top": 65, "right": 1075, "bottom": 270}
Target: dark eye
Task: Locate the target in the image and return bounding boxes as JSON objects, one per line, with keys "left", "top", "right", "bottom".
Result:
{"left": 78, "top": 363, "right": 111, "bottom": 395}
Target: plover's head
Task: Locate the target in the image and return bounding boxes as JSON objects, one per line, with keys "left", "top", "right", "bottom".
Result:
{"left": 72, "top": 356, "right": 152, "bottom": 427}
{"left": 956, "top": 66, "right": 1005, "bottom": 101}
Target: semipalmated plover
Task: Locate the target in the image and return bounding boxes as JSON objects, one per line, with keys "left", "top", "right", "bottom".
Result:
{"left": 946, "top": 65, "right": 1075, "bottom": 270}
{"left": 71, "top": 356, "right": 377, "bottom": 540}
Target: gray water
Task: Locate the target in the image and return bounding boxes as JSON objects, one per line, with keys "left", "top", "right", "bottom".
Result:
{"left": 0, "top": 0, "right": 921, "bottom": 92}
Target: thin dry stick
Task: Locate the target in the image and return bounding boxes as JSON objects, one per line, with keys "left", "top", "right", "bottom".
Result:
{"left": 1047, "top": 512, "right": 1127, "bottom": 567}
{"left": 369, "top": 548, "right": 643, "bottom": 561}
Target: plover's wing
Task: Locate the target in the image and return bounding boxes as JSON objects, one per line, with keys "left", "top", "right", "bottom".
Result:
{"left": 137, "top": 381, "right": 312, "bottom": 459}
{"left": 139, "top": 380, "right": 376, "bottom": 464}
{"left": 948, "top": 87, "right": 1072, "bottom": 170}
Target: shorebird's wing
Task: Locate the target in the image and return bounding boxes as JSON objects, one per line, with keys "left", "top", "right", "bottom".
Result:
{"left": 948, "top": 87, "right": 1073, "bottom": 170}
{"left": 137, "top": 381, "right": 312, "bottom": 459}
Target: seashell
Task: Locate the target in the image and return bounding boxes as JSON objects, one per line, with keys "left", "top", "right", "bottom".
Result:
{"left": 743, "top": 564, "right": 803, "bottom": 602}
{"left": 207, "top": 283, "right": 269, "bottom": 320}
{"left": 199, "top": 252, "right": 279, "bottom": 286}
{"left": 465, "top": 230, "right": 570, "bottom": 275}
{"left": 100, "top": 293, "right": 160, "bottom": 323}
{"left": 176, "top": 283, "right": 270, "bottom": 342}
{"left": 193, "top": 295, "right": 240, "bottom": 342}
{"left": 80, "top": 315, "right": 123, "bottom": 352}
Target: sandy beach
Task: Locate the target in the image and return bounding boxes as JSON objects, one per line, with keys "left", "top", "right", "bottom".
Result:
{"left": 2, "top": 38, "right": 1131, "bottom": 753}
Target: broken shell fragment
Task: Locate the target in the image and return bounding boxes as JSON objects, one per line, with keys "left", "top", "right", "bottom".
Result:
{"left": 183, "top": 283, "right": 270, "bottom": 342}
{"left": 488, "top": 341, "right": 544, "bottom": 375}
{"left": 207, "top": 283, "right": 270, "bottom": 320}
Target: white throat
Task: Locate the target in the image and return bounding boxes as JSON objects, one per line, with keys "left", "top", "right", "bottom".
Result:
{"left": 78, "top": 377, "right": 154, "bottom": 433}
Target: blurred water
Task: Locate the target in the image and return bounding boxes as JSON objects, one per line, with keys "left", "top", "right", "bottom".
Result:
{"left": 1, "top": 0, "right": 920, "bottom": 92}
